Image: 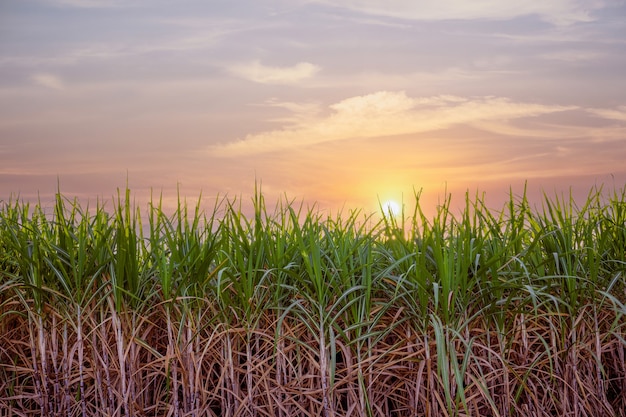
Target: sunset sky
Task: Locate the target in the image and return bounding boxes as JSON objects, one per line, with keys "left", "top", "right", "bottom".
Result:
{"left": 1, "top": 0, "right": 625, "bottom": 218}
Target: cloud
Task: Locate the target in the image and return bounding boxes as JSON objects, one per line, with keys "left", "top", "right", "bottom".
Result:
{"left": 587, "top": 106, "right": 626, "bottom": 122}
{"left": 261, "top": 99, "right": 323, "bottom": 124}
{"left": 32, "top": 73, "right": 65, "bottom": 90}
{"left": 210, "top": 91, "right": 575, "bottom": 156}
{"left": 264, "top": 99, "right": 322, "bottom": 114}
{"left": 539, "top": 50, "right": 603, "bottom": 63}
{"left": 309, "top": 0, "right": 607, "bottom": 25}
{"left": 228, "top": 61, "right": 321, "bottom": 85}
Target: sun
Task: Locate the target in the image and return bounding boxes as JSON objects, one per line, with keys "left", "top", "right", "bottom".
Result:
{"left": 382, "top": 200, "right": 401, "bottom": 217}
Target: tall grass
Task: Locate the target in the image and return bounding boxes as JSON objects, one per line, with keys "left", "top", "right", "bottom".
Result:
{"left": 1, "top": 185, "right": 625, "bottom": 416}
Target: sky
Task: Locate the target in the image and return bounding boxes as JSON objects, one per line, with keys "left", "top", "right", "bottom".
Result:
{"left": 1, "top": 0, "right": 626, "bottom": 219}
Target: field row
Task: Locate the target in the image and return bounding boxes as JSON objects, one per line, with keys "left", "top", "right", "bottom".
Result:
{"left": 1, "top": 187, "right": 625, "bottom": 416}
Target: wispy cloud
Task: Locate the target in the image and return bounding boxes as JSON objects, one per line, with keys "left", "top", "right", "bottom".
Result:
{"left": 260, "top": 98, "right": 323, "bottom": 123}
{"left": 210, "top": 91, "right": 575, "bottom": 156}
{"left": 32, "top": 73, "right": 65, "bottom": 90}
{"left": 228, "top": 61, "right": 321, "bottom": 85}
{"left": 309, "top": 0, "right": 608, "bottom": 25}
{"left": 587, "top": 106, "right": 626, "bottom": 122}
{"left": 539, "top": 50, "right": 604, "bottom": 62}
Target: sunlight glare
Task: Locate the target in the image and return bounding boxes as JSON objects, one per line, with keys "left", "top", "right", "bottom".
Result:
{"left": 382, "top": 200, "right": 401, "bottom": 217}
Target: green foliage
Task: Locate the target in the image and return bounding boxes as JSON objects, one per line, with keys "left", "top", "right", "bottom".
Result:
{"left": 1, "top": 184, "right": 626, "bottom": 416}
